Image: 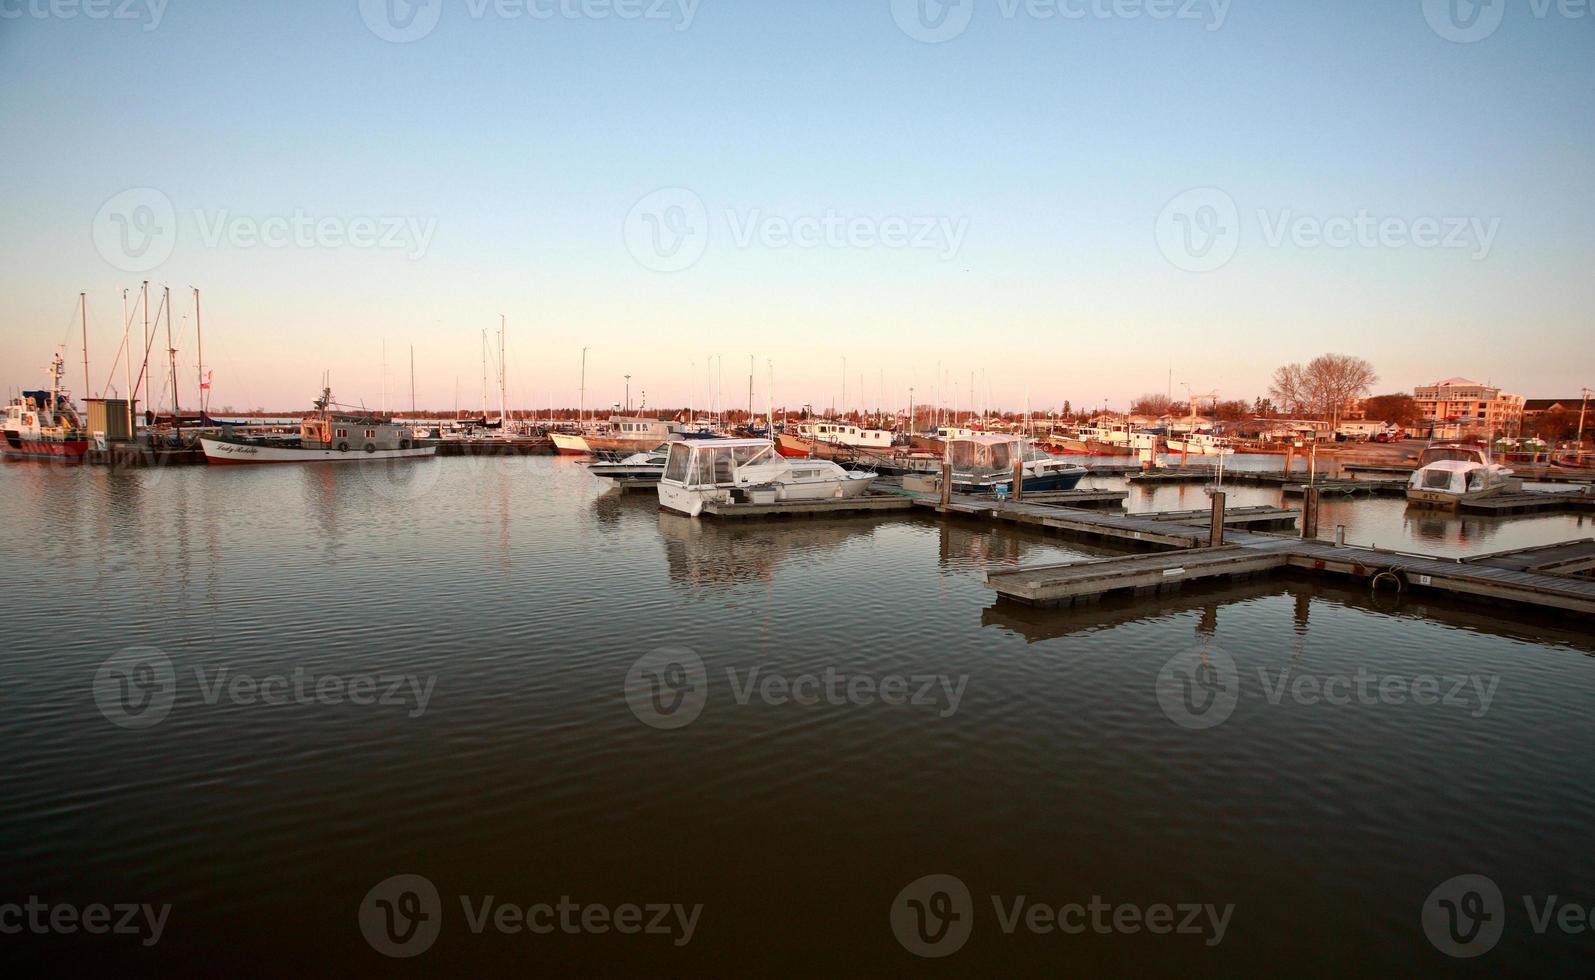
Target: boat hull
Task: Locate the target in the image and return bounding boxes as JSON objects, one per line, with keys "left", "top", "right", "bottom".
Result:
{"left": 955, "top": 468, "right": 1086, "bottom": 494}
{"left": 2, "top": 437, "right": 89, "bottom": 460}
{"left": 584, "top": 435, "right": 667, "bottom": 455}
{"left": 200, "top": 438, "right": 436, "bottom": 464}
{"left": 549, "top": 432, "right": 591, "bottom": 455}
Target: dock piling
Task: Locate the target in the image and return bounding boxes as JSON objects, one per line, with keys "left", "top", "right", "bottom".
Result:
{"left": 1301, "top": 487, "right": 1320, "bottom": 539}
{"left": 940, "top": 463, "right": 951, "bottom": 507}
{"left": 1013, "top": 459, "right": 1024, "bottom": 501}
{"left": 1209, "top": 491, "right": 1226, "bottom": 547}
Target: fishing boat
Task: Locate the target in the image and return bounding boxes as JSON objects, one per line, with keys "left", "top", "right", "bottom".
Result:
{"left": 587, "top": 445, "right": 669, "bottom": 487}
{"left": 199, "top": 387, "right": 436, "bottom": 464}
{"left": 1166, "top": 432, "right": 1236, "bottom": 456}
{"left": 2, "top": 353, "right": 89, "bottom": 460}
{"left": 583, "top": 416, "right": 683, "bottom": 455}
{"left": 946, "top": 434, "right": 1087, "bottom": 493}
{"left": 657, "top": 438, "right": 877, "bottom": 516}
{"left": 1406, "top": 442, "right": 1520, "bottom": 508}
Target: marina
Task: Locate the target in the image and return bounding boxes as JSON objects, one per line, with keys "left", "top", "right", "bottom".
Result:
{"left": 7, "top": 2, "right": 1595, "bottom": 971}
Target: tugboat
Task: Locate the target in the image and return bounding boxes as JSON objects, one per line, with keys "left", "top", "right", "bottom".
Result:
{"left": 2, "top": 353, "right": 89, "bottom": 460}
{"left": 199, "top": 387, "right": 436, "bottom": 464}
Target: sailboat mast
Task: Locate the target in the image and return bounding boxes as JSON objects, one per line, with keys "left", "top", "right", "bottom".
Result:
{"left": 79, "top": 292, "right": 89, "bottom": 402}
{"left": 410, "top": 344, "right": 416, "bottom": 416}
{"left": 498, "top": 315, "right": 507, "bottom": 425}
{"left": 141, "top": 280, "right": 150, "bottom": 424}
{"left": 123, "top": 288, "right": 133, "bottom": 432}
{"left": 165, "top": 286, "right": 180, "bottom": 438}
{"left": 193, "top": 287, "right": 204, "bottom": 416}
{"left": 481, "top": 330, "right": 488, "bottom": 419}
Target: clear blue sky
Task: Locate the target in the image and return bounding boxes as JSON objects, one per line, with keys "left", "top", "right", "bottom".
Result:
{"left": 1, "top": 0, "right": 1591, "bottom": 413}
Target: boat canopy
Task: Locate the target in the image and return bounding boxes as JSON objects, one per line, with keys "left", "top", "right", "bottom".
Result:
{"left": 946, "top": 433, "right": 1021, "bottom": 473}
{"left": 663, "top": 438, "right": 777, "bottom": 487}
{"left": 1418, "top": 445, "right": 1489, "bottom": 467}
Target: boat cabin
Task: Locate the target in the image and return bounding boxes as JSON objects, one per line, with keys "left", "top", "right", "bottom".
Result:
{"left": 301, "top": 414, "right": 414, "bottom": 452}
{"left": 608, "top": 416, "right": 678, "bottom": 439}
{"left": 662, "top": 438, "right": 778, "bottom": 488}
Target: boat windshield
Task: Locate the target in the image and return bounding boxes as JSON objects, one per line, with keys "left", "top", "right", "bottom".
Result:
{"left": 1419, "top": 447, "right": 1485, "bottom": 466}
{"left": 676, "top": 442, "right": 775, "bottom": 485}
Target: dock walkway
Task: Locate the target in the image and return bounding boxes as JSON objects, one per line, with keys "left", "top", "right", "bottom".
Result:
{"left": 916, "top": 492, "right": 1595, "bottom": 617}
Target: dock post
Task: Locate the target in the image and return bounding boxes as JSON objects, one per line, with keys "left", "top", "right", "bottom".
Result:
{"left": 940, "top": 463, "right": 951, "bottom": 507}
{"left": 1301, "top": 487, "right": 1320, "bottom": 540}
{"left": 1284, "top": 442, "right": 1296, "bottom": 476}
{"left": 1335, "top": 525, "right": 1345, "bottom": 546}
{"left": 1013, "top": 458, "right": 1024, "bottom": 501}
{"left": 1209, "top": 490, "right": 1226, "bottom": 547}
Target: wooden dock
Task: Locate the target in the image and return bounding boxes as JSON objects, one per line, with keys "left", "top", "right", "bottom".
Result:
{"left": 698, "top": 493, "right": 916, "bottom": 520}
{"left": 913, "top": 494, "right": 1299, "bottom": 548}
{"left": 1455, "top": 490, "right": 1594, "bottom": 515}
{"left": 970, "top": 491, "right": 1595, "bottom": 616}
{"left": 1464, "top": 538, "right": 1595, "bottom": 575}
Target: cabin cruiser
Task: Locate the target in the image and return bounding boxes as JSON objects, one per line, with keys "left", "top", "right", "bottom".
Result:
{"left": 1166, "top": 432, "right": 1235, "bottom": 456}
{"left": 777, "top": 420, "right": 894, "bottom": 458}
{"left": 1406, "top": 443, "right": 1521, "bottom": 507}
{"left": 2, "top": 353, "right": 88, "bottom": 460}
{"left": 199, "top": 387, "right": 436, "bottom": 464}
{"left": 658, "top": 438, "right": 877, "bottom": 516}
{"left": 587, "top": 444, "right": 669, "bottom": 486}
{"left": 946, "top": 434, "right": 1087, "bottom": 493}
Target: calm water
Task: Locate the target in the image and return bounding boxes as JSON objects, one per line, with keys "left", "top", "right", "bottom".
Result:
{"left": 3, "top": 455, "right": 1592, "bottom": 975}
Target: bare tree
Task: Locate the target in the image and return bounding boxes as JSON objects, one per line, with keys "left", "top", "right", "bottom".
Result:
{"left": 1269, "top": 354, "right": 1377, "bottom": 426}
{"left": 1132, "top": 393, "right": 1173, "bottom": 416}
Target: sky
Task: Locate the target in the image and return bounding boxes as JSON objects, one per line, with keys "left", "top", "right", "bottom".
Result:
{"left": 1, "top": 0, "right": 1591, "bottom": 415}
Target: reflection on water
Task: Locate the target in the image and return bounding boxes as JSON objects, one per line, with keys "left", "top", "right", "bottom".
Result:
{"left": 1, "top": 456, "right": 1592, "bottom": 973}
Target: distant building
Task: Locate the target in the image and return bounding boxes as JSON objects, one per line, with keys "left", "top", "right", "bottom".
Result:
{"left": 1413, "top": 378, "right": 1523, "bottom": 436}
{"left": 1521, "top": 397, "right": 1586, "bottom": 422}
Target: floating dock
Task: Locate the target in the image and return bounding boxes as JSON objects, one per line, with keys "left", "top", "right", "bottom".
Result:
{"left": 955, "top": 488, "right": 1595, "bottom": 616}
{"left": 697, "top": 492, "right": 916, "bottom": 520}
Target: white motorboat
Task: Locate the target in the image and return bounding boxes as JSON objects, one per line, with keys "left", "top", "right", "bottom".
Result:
{"left": 1406, "top": 443, "right": 1521, "bottom": 507}
{"left": 657, "top": 438, "right": 877, "bottom": 516}
{"left": 588, "top": 445, "right": 669, "bottom": 486}
{"left": 200, "top": 387, "right": 435, "bottom": 464}
{"left": 1166, "top": 432, "right": 1236, "bottom": 456}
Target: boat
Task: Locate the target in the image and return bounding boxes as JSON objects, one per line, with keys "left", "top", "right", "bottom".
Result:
{"left": 2, "top": 353, "right": 89, "bottom": 460}
{"left": 1405, "top": 442, "right": 1521, "bottom": 507}
{"left": 657, "top": 438, "right": 878, "bottom": 516}
{"left": 587, "top": 445, "right": 669, "bottom": 486}
{"left": 583, "top": 416, "right": 684, "bottom": 455}
{"left": 549, "top": 430, "right": 591, "bottom": 455}
{"left": 1166, "top": 432, "right": 1236, "bottom": 456}
{"left": 777, "top": 420, "right": 895, "bottom": 458}
{"left": 945, "top": 433, "right": 1087, "bottom": 493}
{"left": 199, "top": 387, "right": 436, "bottom": 464}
